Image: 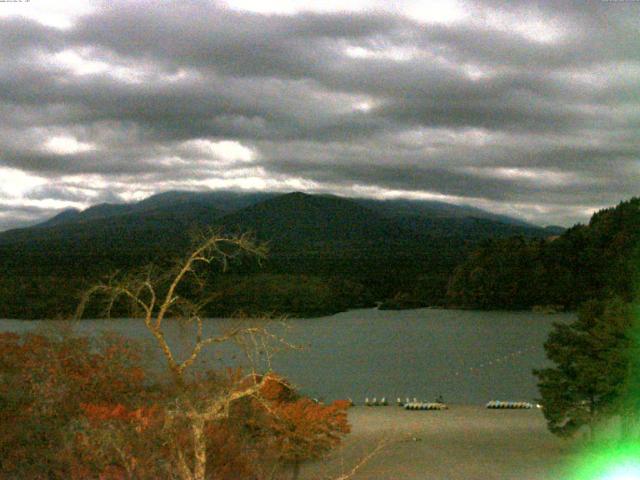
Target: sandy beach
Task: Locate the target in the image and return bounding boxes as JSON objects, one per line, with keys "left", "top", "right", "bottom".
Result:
{"left": 300, "top": 405, "right": 578, "bottom": 480}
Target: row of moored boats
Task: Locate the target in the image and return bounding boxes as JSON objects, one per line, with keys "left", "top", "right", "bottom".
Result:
{"left": 360, "top": 397, "right": 536, "bottom": 410}
{"left": 485, "top": 400, "right": 534, "bottom": 409}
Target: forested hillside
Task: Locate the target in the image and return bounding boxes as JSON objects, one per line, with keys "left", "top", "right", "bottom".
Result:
{"left": 2, "top": 192, "right": 639, "bottom": 318}
{"left": 447, "top": 198, "right": 640, "bottom": 310}
{"left": 0, "top": 190, "right": 555, "bottom": 319}
{"left": 4, "top": 190, "right": 638, "bottom": 318}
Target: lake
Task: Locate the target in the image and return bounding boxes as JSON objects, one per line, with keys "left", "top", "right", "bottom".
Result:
{"left": 0, "top": 308, "right": 573, "bottom": 404}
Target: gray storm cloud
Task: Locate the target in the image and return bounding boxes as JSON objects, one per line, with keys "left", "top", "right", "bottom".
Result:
{"left": 0, "top": 0, "right": 638, "bottom": 230}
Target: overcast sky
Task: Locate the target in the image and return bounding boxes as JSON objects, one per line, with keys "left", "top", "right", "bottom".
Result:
{"left": 0, "top": 0, "right": 638, "bottom": 230}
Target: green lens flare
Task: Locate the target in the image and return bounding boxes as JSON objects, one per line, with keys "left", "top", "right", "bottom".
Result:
{"left": 564, "top": 440, "right": 640, "bottom": 479}
{"left": 601, "top": 465, "right": 640, "bottom": 480}
{"left": 564, "top": 304, "right": 640, "bottom": 479}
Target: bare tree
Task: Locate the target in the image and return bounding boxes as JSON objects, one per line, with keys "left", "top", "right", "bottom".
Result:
{"left": 75, "top": 230, "right": 293, "bottom": 480}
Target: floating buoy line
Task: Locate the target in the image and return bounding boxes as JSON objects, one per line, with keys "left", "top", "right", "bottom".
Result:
{"left": 449, "top": 345, "right": 539, "bottom": 378}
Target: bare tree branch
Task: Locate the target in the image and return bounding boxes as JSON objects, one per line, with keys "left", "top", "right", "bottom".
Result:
{"left": 75, "top": 230, "right": 284, "bottom": 480}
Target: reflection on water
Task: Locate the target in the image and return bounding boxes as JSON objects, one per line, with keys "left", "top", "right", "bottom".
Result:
{"left": 0, "top": 308, "right": 573, "bottom": 404}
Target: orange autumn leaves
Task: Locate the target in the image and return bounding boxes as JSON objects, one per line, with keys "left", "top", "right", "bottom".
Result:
{"left": 80, "top": 403, "right": 161, "bottom": 432}
{"left": 0, "top": 331, "right": 147, "bottom": 478}
{"left": 258, "top": 375, "right": 350, "bottom": 459}
{"left": 0, "top": 332, "right": 351, "bottom": 479}
{"left": 265, "top": 397, "right": 352, "bottom": 463}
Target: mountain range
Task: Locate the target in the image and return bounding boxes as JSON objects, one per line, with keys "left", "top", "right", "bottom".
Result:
{"left": 0, "top": 190, "right": 563, "bottom": 247}
{"left": 0, "top": 190, "right": 565, "bottom": 319}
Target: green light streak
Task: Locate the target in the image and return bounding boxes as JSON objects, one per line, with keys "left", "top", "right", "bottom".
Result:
{"left": 564, "top": 442, "right": 640, "bottom": 480}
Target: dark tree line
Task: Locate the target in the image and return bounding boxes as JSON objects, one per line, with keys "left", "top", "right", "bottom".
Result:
{"left": 447, "top": 198, "right": 640, "bottom": 310}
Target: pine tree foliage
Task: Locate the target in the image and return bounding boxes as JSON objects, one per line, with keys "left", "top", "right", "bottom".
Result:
{"left": 534, "top": 298, "right": 636, "bottom": 438}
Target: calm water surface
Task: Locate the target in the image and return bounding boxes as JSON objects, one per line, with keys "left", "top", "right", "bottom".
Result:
{"left": 0, "top": 308, "right": 573, "bottom": 404}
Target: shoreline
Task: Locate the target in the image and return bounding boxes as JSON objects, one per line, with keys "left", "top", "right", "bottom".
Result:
{"left": 300, "top": 405, "right": 577, "bottom": 480}
{"left": 0, "top": 304, "right": 574, "bottom": 322}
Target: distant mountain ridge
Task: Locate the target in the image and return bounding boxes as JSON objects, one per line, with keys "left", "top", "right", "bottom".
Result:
{"left": 0, "top": 190, "right": 560, "bottom": 249}
{"left": 33, "top": 190, "right": 278, "bottom": 229}
{"left": 0, "top": 189, "right": 568, "bottom": 319}
{"left": 353, "top": 197, "right": 533, "bottom": 227}
{"left": 217, "top": 192, "right": 413, "bottom": 247}
{"left": 11, "top": 189, "right": 554, "bottom": 231}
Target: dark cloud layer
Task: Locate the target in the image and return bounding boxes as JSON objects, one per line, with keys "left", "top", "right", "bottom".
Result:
{"left": 0, "top": 0, "right": 638, "bottom": 230}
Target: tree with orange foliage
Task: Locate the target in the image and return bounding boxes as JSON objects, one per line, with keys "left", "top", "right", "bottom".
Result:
{"left": 1, "top": 232, "right": 354, "bottom": 479}
{"left": 264, "top": 398, "right": 351, "bottom": 479}
{"left": 63, "top": 357, "right": 351, "bottom": 480}
{"left": 216, "top": 373, "right": 351, "bottom": 479}
{"left": 0, "top": 331, "right": 146, "bottom": 478}
{"left": 75, "top": 230, "right": 330, "bottom": 480}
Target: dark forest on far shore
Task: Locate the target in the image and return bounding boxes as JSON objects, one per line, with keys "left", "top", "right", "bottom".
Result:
{"left": 0, "top": 191, "right": 637, "bottom": 319}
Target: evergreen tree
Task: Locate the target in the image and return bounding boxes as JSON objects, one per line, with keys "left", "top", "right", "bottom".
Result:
{"left": 534, "top": 298, "right": 633, "bottom": 439}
